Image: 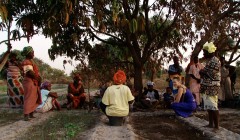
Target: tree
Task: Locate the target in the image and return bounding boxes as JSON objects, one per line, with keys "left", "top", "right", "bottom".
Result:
{"left": 186, "top": 0, "right": 240, "bottom": 62}
{"left": 2, "top": 0, "right": 239, "bottom": 94}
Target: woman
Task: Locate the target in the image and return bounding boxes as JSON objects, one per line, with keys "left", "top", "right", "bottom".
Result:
{"left": 0, "top": 44, "right": 11, "bottom": 71}
{"left": 22, "top": 46, "right": 42, "bottom": 121}
{"left": 5, "top": 51, "right": 24, "bottom": 108}
{"left": 200, "top": 42, "right": 221, "bottom": 130}
{"left": 171, "top": 77, "right": 196, "bottom": 118}
{"left": 188, "top": 56, "right": 204, "bottom": 107}
{"left": 219, "top": 57, "right": 233, "bottom": 102}
{"left": 36, "top": 81, "right": 61, "bottom": 113}
{"left": 100, "top": 70, "right": 134, "bottom": 125}
{"left": 66, "top": 74, "right": 86, "bottom": 109}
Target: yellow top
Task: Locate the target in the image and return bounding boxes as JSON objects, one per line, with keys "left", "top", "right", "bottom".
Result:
{"left": 102, "top": 84, "right": 134, "bottom": 117}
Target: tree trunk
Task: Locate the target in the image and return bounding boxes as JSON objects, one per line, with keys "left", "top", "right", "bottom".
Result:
{"left": 133, "top": 63, "right": 143, "bottom": 101}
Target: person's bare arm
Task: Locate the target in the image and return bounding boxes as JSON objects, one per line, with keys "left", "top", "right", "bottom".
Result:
{"left": 174, "top": 88, "right": 183, "bottom": 103}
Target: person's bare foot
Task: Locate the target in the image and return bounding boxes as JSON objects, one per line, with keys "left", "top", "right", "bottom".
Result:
{"left": 212, "top": 128, "right": 219, "bottom": 133}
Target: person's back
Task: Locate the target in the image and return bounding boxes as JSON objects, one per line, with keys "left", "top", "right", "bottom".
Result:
{"left": 102, "top": 84, "right": 134, "bottom": 117}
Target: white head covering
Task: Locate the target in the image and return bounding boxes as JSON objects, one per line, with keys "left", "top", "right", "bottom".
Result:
{"left": 147, "top": 81, "right": 154, "bottom": 86}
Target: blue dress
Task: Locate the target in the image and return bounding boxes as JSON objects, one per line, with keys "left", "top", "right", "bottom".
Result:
{"left": 171, "top": 89, "right": 196, "bottom": 118}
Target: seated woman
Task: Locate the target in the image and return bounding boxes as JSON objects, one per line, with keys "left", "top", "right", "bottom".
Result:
{"left": 66, "top": 74, "right": 86, "bottom": 109}
{"left": 36, "top": 81, "right": 61, "bottom": 113}
{"left": 171, "top": 77, "right": 196, "bottom": 118}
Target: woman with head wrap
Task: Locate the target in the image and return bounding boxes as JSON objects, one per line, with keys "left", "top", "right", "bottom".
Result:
{"left": 36, "top": 81, "right": 61, "bottom": 113}
{"left": 65, "top": 73, "right": 86, "bottom": 109}
{"left": 100, "top": 70, "right": 134, "bottom": 125}
{"left": 199, "top": 42, "right": 221, "bottom": 130}
{"left": 21, "top": 46, "right": 42, "bottom": 121}
{"left": 5, "top": 50, "right": 24, "bottom": 108}
{"left": 0, "top": 44, "right": 11, "bottom": 71}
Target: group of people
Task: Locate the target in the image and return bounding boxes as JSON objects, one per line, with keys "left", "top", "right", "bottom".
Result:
{"left": 0, "top": 46, "right": 62, "bottom": 121}
{"left": 0, "top": 41, "right": 236, "bottom": 130}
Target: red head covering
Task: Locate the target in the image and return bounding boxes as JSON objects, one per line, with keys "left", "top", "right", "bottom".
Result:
{"left": 113, "top": 70, "right": 126, "bottom": 85}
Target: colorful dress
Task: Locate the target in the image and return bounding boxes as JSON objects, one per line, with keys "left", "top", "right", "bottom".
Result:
{"left": 188, "top": 63, "right": 204, "bottom": 105}
{"left": 171, "top": 88, "right": 196, "bottom": 118}
{"left": 7, "top": 61, "right": 24, "bottom": 108}
{"left": 67, "top": 83, "right": 86, "bottom": 109}
{"left": 22, "top": 59, "right": 42, "bottom": 114}
{"left": 200, "top": 56, "right": 221, "bottom": 110}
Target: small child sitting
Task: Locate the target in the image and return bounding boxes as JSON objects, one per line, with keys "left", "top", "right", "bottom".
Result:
{"left": 163, "top": 87, "right": 174, "bottom": 109}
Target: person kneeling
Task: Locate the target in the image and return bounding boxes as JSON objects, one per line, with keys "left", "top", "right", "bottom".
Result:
{"left": 100, "top": 70, "right": 134, "bottom": 126}
{"left": 36, "top": 81, "right": 61, "bottom": 113}
{"left": 171, "top": 77, "right": 196, "bottom": 118}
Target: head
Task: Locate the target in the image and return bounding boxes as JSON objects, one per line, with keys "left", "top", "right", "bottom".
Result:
{"left": 193, "top": 56, "right": 199, "bottom": 64}
{"left": 73, "top": 73, "right": 82, "bottom": 84}
{"left": 40, "top": 81, "right": 51, "bottom": 91}
{"left": 113, "top": 70, "right": 126, "bottom": 85}
{"left": 9, "top": 51, "right": 18, "bottom": 62}
{"left": 173, "top": 56, "right": 179, "bottom": 65}
{"left": 203, "top": 42, "right": 216, "bottom": 59}
{"left": 166, "top": 87, "right": 172, "bottom": 94}
{"left": 172, "top": 77, "right": 182, "bottom": 88}
{"left": 22, "top": 46, "right": 34, "bottom": 59}
{"left": 147, "top": 81, "right": 154, "bottom": 90}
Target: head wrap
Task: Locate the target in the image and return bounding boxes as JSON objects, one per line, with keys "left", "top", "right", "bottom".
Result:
{"left": 22, "top": 46, "right": 33, "bottom": 56}
{"left": 40, "top": 81, "right": 51, "bottom": 89}
{"left": 73, "top": 73, "right": 82, "bottom": 81}
{"left": 113, "top": 70, "right": 126, "bottom": 85}
{"left": 9, "top": 50, "right": 19, "bottom": 58}
{"left": 203, "top": 42, "right": 216, "bottom": 53}
{"left": 147, "top": 81, "right": 154, "bottom": 86}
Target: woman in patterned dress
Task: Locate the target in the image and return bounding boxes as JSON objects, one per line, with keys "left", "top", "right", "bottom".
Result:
{"left": 200, "top": 42, "right": 221, "bottom": 130}
{"left": 5, "top": 51, "right": 24, "bottom": 108}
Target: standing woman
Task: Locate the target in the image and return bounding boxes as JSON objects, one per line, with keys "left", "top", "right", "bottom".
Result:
{"left": 0, "top": 44, "right": 12, "bottom": 71}
{"left": 5, "top": 51, "right": 24, "bottom": 108}
{"left": 21, "top": 46, "right": 42, "bottom": 121}
{"left": 200, "top": 42, "right": 221, "bottom": 130}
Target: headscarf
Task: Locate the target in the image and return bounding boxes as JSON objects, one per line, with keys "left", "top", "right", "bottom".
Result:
{"left": 203, "top": 42, "right": 216, "bottom": 53}
{"left": 73, "top": 73, "right": 82, "bottom": 81}
{"left": 113, "top": 70, "right": 126, "bottom": 85}
{"left": 22, "top": 46, "right": 33, "bottom": 56}
{"left": 147, "top": 81, "right": 154, "bottom": 86}
{"left": 40, "top": 81, "right": 51, "bottom": 90}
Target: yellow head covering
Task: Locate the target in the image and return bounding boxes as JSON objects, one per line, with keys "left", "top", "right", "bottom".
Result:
{"left": 203, "top": 42, "right": 216, "bottom": 53}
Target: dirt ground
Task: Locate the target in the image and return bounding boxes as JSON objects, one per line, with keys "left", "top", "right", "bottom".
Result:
{"left": 195, "top": 111, "right": 240, "bottom": 134}
{"left": 130, "top": 115, "right": 207, "bottom": 140}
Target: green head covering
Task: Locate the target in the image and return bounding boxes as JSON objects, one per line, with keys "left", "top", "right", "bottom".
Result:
{"left": 22, "top": 46, "right": 33, "bottom": 56}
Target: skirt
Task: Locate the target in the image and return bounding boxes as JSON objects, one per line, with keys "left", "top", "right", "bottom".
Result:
{"left": 202, "top": 94, "right": 218, "bottom": 110}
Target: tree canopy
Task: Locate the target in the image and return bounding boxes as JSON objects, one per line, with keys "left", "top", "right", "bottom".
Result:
{"left": 0, "top": 0, "right": 239, "bottom": 92}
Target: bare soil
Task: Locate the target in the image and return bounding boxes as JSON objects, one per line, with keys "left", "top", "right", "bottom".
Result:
{"left": 195, "top": 112, "right": 240, "bottom": 134}
{"left": 130, "top": 115, "right": 208, "bottom": 140}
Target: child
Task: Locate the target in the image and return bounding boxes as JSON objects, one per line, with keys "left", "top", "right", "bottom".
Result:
{"left": 163, "top": 87, "right": 174, "bottom": 109}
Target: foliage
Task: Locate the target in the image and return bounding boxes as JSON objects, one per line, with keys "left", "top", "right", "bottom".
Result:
{"left": 1, "top": 0, "right": 239, "bottom": 92}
